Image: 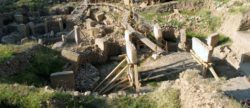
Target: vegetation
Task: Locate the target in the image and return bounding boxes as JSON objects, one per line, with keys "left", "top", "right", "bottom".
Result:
{"left": 0, "top": 42, "right": 36, "bottom": 64}
{"left": 0, "top": 83, "right": 180, "bottom": 108}
{"left": 0, "top": 42, "right": 66, "bottom": 86}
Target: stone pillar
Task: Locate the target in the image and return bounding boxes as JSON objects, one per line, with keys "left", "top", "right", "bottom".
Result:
{"left": 44, "top": 18, "right": 49, "bottom": 33}
{"left": 153, "top": 23, "right": 163, "bottom": 47}
{"left": 74, "top": 25, "right": 80, "bottom": 45}
{"left": 58, "top": 18, "right": 64, "bottom": 32}
{"left": 178, "top": 29, "right": 188, "bottom": 51}
{"left": 95, "top": 38, "right": 109, "bottom": 62}
{"left": 27, "top": 22, "right": 35, "bottom": 35}
{"left": 125, "top": 30, "right": 137, "bottom": 64}
{"left": 62, "top": 34, "right": 66, "bottom": 42}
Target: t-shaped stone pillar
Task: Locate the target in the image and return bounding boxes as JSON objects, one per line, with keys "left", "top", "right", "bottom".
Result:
{"left": 58, "top": 18, "right": 63, "bottom": 32}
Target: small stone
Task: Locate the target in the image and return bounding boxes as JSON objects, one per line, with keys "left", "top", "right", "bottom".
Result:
{"left": 73, "top": 91, "right": 80, "bottom": 96}
{"left": 84, "top": 91, "right": 91, "bottom": 96}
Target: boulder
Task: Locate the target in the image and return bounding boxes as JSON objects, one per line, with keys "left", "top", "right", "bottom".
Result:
{"left": 52, "top": 41, "right": 64, "bottom": 50}
{"left": 50, "top": 71, "right": 75, "bottom": 90}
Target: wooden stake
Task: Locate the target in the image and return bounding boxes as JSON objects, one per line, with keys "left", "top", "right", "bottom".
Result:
{"left": 209, "top": 66, "right": 220, "bottom": 81}
{"left": 134, "top": 64, "right": 140, "bottom": 92}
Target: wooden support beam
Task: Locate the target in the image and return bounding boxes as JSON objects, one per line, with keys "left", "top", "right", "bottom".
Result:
{"left": 102, "top": 78, "right": 128, "bottom": 94}
{"left": 208, "top": 66, "right": 220, "bottom": 81}
{"left": 94, "top": 58, "right": 127, "bottom": 91}
{"left": 99, "top": 65, "right": 128, "bottom": 93}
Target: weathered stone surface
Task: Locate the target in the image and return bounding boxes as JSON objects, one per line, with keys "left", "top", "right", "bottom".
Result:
{"left": 50, "top": 71, "right": 75, "bottom": 90}
{"left": 95, "top": 12, "right": 105, "bottom": 22}
{"left": 21, "top": 37, "right": 29, "bottom": 44}
{"left": 192, "top": 38, "right": 210, "bottom": 62}
{"left": 61, "top": 49, "right": 80, "bottom": 62}
{"left": 206, "top": 33, "right": 219, "bottom": 48}
{"left": 75, "top": 63, "right": 100, "bottom": 91}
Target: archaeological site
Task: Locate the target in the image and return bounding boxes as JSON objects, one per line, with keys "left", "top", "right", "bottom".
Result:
{"left": 0, "top": 0, "right": 250, "bottom": 107}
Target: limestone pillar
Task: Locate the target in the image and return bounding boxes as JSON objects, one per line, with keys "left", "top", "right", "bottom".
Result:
{"left": 178, "top": 29, "right": 188, "bottom": 51}
{"left": 125, "top": 30, "right": 137, "bottom": 64}
{"left": 153, "top": 23, "right": 163, "bottom": 47}
{"left": 58, "top": 18, "right": 64, "bottom": 32}
{"left": 74, "top": 25, "right": 80, "bottom": 45}
{"left": 44, "top": 18, "right": 49, "bottom": 33}
{"left": 207, "top": 33, "right": 219, "bottom": 49}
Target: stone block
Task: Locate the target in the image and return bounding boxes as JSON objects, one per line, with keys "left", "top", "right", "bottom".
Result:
{"left": 50, "top": 71, "right": 75, "bottom": 90}
{"left": 14, "top": 14, "right": 24, "bottom": 23}
{"left": 74, "top": 25, "right": 80, "bottom": 44}
{"left": 86, "top": 18, "right": 96, "bottom": 29}
{"left": 61, "top": 49, "right": 80, "bottom": 62}
{"left": 207, "top": 33, "right": 219, "bottom": 48}
{"left": 95, "top": 12, "right": 105, "bottom": 22}
{"left": 192, "top": 38, "right": 210, "bottom": 62}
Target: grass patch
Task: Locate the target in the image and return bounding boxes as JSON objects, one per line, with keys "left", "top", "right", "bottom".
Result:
{"left": 229, "top": 5, "right": 250, "bottom": 14}
{"left": 0, "top": 83, "right": 181, "bottom": 108}
{"left": 187, "top": 31, "right": 231, "bottom": 45}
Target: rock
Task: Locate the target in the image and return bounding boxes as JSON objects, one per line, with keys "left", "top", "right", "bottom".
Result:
{"left": 84, "top": 91, "right": 91, "bottom": 96}
{"left": 73, "top": 91, "right": 80, "bottom": 96}
{"left": 52, "top": 41, "right": 64, "bottom": 50}
{"left": 50, "top": 71, "right": 75, "bottom": 90}
{"left": 87, "top": 27, "right": 103, "bottom": 37}
{"left": 118, "top": 91, "right": 127, "bottom": 96}
{"left": 61, "top": 49, "right": 80, "bottom": 62}
{"left": 1, "top": 34, "right": 20, "bottom": 44}
{"left": 108, "top": 93, "right": 118, "bottom": 99}
{"left": 151, "top": 53, "right": 160, "bottom": 60}
{"left": 21, "top": 37, "right": 30, "bottom": 44}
